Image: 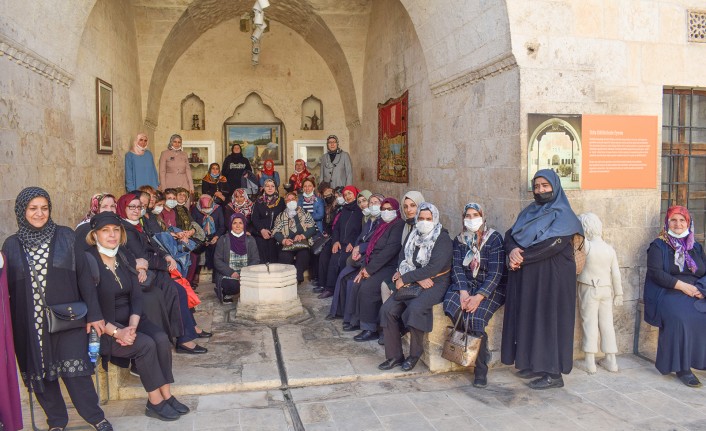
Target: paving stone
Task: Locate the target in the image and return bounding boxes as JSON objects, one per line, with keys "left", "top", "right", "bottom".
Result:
{"left": 324, "top": 398, "right": 384, "bottom": 431}
{"left": 239, "top": 407, "right": 291, "bottom": 431}
{"left": 367, "top": 393, "right": 418, "bottom": 417}
{"left": 378, "top": 412, "right": 436, "bottom": 431}
{"left": 297, "top": 402, "right": 331, "bottom": 424}
{"left": 428, "top": 415, "right": 484, "bottom": 431}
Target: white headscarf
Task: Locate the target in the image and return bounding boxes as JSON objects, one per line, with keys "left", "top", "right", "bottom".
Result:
{"left": 400, "top": 190, "right": 425, "bottom": 245}
{"left": 399, "top": 202, "right": 442, "bottom": 275}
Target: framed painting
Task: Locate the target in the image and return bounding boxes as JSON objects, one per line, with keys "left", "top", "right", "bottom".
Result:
{"left": 224, "top": 123, "right": 284, "bottom": 168}
{"left": 96, "top": 78, "right": 113, "bottom": 154}
{"left": 377, "top": 91, "right": 408, "bottom": 183}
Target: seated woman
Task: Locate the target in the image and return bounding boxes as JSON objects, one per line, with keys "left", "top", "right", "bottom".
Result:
{"left": 116, "top": 193, "right": 210, "bottom": 354}
{"left": 357, "top": 190, "right": 371, "bottom": 221}
{"left": 285, "top": 159, "right": 310, "bottom": 194}
{"left": 201, "top": 163, "right": 229, "bottom": 206}
{"left": 86, "top": 212, "right": 188, "bottom": 421}
{"left": 251, "top": 179, "right": 285, "bottom": 263}
{"left": 214, "top": 214, "right": 260, "bottom": 303}
{"left": 258, "top": 159, "right": 280, "bottom": 189}
{"left": 349, "top": 198, "right": 405, "bottom": 341}
{"left": 225, "top": 188, "right": 254, "bottom": 233}
{"left": 443, "top": 202, "right": 506, "bottom": 388}
{"left": 644, "top": 206, "right": 706, "bottom": 388}
{"left": 378, "top": 202, "right": 452, "bottom": 372}
{"left": 191, "top": 194, "right": 226, "bottom": 282}
{"left": 75, "top": 193, "right": 117, "bottom": 251}
{"left": 272, "top": 192, "right": 317, "bottom": 284}
{"left": 298, "top": 178, "right": 325, "bottom": 234}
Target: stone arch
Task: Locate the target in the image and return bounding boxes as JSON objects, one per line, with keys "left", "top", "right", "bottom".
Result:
{"left": 144, "top": 0, "right": 359, "bottom": 131}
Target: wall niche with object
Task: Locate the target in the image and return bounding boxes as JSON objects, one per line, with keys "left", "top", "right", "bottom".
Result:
{"left": 181, "top": 93, "right": 205, "bottom": 130}
{"left": 301, "top": 95, "right": 323, "bottom": 130}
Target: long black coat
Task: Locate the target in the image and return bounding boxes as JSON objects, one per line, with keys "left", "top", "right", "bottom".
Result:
{"left": 2, "top": 227, "right": 102, "bottom": 391}
{"left": 501, "top": 231, "right": 576, "bottom": 375}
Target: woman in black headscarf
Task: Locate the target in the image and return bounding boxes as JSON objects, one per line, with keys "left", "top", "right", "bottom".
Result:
{"left": 501, "top": 169, "right": 583, "bottom": 390}
{"left": 1, "top": 187, "right": 113, "bottom": 431}
{"left": 222, "top": 144, "right": 252, "bottom": 199}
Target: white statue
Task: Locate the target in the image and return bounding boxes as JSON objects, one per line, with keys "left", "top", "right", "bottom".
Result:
{"left": 577, "top": 212, "right": 623, "bottom": 373}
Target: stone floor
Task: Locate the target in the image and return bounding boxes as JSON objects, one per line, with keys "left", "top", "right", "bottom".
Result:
{"left": 19, "top": 276, "right": 706, "bottom": 431}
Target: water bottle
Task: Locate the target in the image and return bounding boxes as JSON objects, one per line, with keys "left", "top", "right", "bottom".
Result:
{"left": 88, "top": 327, "right": 100, "bottom": 363}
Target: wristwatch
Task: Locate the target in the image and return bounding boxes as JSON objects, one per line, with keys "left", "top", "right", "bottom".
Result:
{"left": 111, "top": 328, "right": 118, "bottom": 338}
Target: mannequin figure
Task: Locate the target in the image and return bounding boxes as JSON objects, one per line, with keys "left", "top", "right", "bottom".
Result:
{"left": 577, "top": 212, "right": 623, "bottom": 373}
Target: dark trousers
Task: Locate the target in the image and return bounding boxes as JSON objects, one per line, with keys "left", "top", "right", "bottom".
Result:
{"left": 35, "top": 375, "right": 104, "bottom": 428}
{"left": 174, "top": 281, "right": 197, "bottom": 345}
{"left": 324, "top": 250, "right": 351, "bottom": 291}
{"left": 255, "top": 237, "right": 279, "bottom": 264}
{"left": 279, "top": 248, "right": 310, "bottom": 283}
{"left": 382, "top": 299, "right": 425, "bottom": 360}
{"left": 110, "top": 319, "right": 174, "bottom": 393}
{"left": 317, "top": 243, "right": 333, "bottom": 288}
{"left": 308, "top": 253, "right": 319, "bottom": 281}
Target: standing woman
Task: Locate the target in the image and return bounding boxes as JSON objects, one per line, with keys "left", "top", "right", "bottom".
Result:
{"left": 319, "top": 135, "right": 353, "bottom": 190}
{"left": 1, "top": 187, "right": 112, "bottom": 431}
{"left": 201, "top": 163, "right": 229, "bottom": 206}
{"left": 222, "top": 144, "right": 252, "bottom": 197}
{"left": 125, "top": 133, "right": 159, "bottom": 192}
{"left": 251, "top": 179, "right": 285, "bottom": 263}
{"left": 158, "top": 134, "right": 194, "bottom": 195}
{"left": 443, "top": 203, "right": 506, "bottom": 388}
{"left": 501, "top": 169, "right": 582, "bottom": 390}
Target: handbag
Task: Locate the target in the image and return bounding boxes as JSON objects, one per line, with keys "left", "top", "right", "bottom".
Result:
{"left": 310, "top": 233, "right": 331, "bottom": 256}
{"left": 393, "top": 268, "right": 451, "bottom": 301}
{"left": 27, "top": 260, "right": 87, "bottom": 334}
{"left": 282, "top": 239, "right": 311, "bottom": 252}
{"left": 573, "top": 234, "right": 587, "bottom": 275}
{"left": 441, "top": 311, "right": 482, "bottom": 367}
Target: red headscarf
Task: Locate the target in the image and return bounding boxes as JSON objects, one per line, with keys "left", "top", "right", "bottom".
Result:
{"left": 342, "top": 185, "right": 360, "bottom": 199}
{"left": 365, "top": 197, "right": 402, "bottom": 264}
{"left": 116, "top": 193, "right": 143, "bottom": 232}
{"left": 263, "top": 159, "right": 275, "bottom": 176}
{"left": 660, "top": 205, "right": 697, "bottom": 273}
{"left": 288, "top": 159, "right": 311, "bottom": 192}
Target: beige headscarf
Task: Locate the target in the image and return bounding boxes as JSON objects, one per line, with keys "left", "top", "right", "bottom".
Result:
{"left": 400, "top": 190, "right": 425, "bottom": 245}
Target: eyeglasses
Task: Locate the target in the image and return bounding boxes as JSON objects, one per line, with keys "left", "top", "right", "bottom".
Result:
{"left": 127, "top": 205, "right": 144, "bottom": 211}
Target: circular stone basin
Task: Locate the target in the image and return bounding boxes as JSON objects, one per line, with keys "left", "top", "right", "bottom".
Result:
{"left": 237, "top": 263, "right": 304, "bottom": 321}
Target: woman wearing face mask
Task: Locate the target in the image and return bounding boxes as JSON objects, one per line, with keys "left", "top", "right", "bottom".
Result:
{"left": 286, "top": 159, "right": 311, "bottom": 194}
{"left": 2, "top": 188, "right": 111, "bottom": 431}
{"left": 201, "top": 163, "right": 229, "bottom": 206}
{"left": 298, "top": 178, "right": 325, "bottom": 234}
{"left": 357, "top": 190, "right": 371, "bottom": 221}
{"left": 378, "top": 202, "right": 453, "bottom": 372}
{"left": 160, "top": 189, "right": 180, "bottom": 229}
{"left": 251, "top": 179, "right": 286, "bottom": 263}
{"left": 213, "top": 214, "right": 260, "bottom": 303}
{"left": 158, "top": 134, "right": 193, "bottom": 195}
{"left": 317, "top": 186, "right": 363, "bottom": 299}
{"left": 501, "top": 169, "right": 582, "bottom": 390}
{"left": 85, "top": 212, "right": 187, "bottom": 422}
{"left": 258, "top": 159, "right": 280, "bottom": 189}
{"left": 348, "top": 198, "right": 405, "bottom": 342}
{"left": 443, "top": 203, "right": 507, "bottom": 388}
{"left": 191, "top": 195, "right": 226, "bottom": 276}
{"left": 222, "top": 144, "right": 253, "bottom": 197}
{"left": 125, "top": 133, "right": 159, "bottom": 192}
{"left": 272, "top": 193, "right": 317, "bottom": 284}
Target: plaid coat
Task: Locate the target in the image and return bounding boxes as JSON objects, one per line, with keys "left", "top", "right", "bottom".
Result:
{"left": 443, "top": 230, "right": 507, "bottom": 332}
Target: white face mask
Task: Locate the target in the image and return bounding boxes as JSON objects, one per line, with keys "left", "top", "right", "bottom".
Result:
{"left": 286, "top": 201, "right": 298, "bottom": 210}
{"left": 303, "top": 191, "right": 314, "bottom": 198}
{"left": 140, "top": 208, "right": 147, "bottom": 217}
{"left": 668, "top": 229, "right": 689, "bottom": 239}
{"left": 362, "top": 208, "right": 371, "bottom": 216}
{"left": 336, "top": 196, "right": 345, "bottom": 205}
{"left": 369, "top": 205, "right": 381, "bottom": 217}
{"left": 416, "top": 220, "right": 435, "bottom": 235}
{"left": 125, "top": 218, "right": 140, "bottom": 226}
{"left": 464, "top": 217, "right": 483, "bottom": 232}
{"left": 152, "top": 205, "right": 164, "bottom": 215}
{"left": 380, "top": 210, "right": 397, "bottom": 223}
{"left": 165, "top": 199, "right": 177, "bottom": 209}
{"left": 231, "top": 230, "right": 244, "bottom": 238}
{"left": 97, "top": 242, "right": 119, "bottom": 257}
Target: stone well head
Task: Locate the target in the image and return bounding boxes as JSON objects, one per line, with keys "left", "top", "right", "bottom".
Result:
{"left": 237, "top": 263, "right": 304, "bottom": 321}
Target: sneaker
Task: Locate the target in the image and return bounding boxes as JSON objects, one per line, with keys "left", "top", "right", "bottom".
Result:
{"left": 166, "top": 396, "right": 190, "bottom": 415}
{"left": 92, "top": 419, "right": 114, "bottom": 431}
{"left": 145, "top": 400, "right": 180, "bottom": 421}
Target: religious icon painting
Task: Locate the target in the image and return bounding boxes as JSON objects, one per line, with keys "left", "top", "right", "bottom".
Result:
{"left": 96, "top": 78, "right": 113, "bottom": 154}
{"left": 377, "top": 91, "right": 409, "bottom": 183}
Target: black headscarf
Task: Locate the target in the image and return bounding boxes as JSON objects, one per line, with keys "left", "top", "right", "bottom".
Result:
{"left": 14, "top": 187, "right": 56, "bottom": 248}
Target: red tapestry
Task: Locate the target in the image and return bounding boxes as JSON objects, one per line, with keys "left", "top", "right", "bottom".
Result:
{"left": 377, "top": 91, "right": 409, "bottom": 183}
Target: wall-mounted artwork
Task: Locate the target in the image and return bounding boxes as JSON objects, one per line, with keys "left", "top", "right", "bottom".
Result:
{"left": 181, "top": 93, "right": 205, "bottom": 130}
{"left": 301, "top": 95, "right": 323, "bottom": 130}
{"left": 224, "top": 123, "right": 284, "bottom": 167}
{"left": 96, "top": 78, "right": 113, "bottom": 154}
{"left": 377, "top": 91, "right": 408, "bottom": 183}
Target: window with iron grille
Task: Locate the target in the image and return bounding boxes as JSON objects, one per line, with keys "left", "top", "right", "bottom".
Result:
{"left": 662, "top": 87, "right": 706, "bottom": 244}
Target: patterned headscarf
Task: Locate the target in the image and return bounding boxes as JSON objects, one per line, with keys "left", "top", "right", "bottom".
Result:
{"left": 289, "top": 159, "right": 311, "bottom": 191}
{"left": 458, "top": 202, "right": 495, "bottom": 278}
{"left": 399, "top": 202, "right": 442, "bottom": 275}
{"left": 229, "top": 188, "right": 254, "bottom": 218}
{"left": 400, "top": 191, "right": 425, "bottom": 245}
{"left": 14, "top": 187, "right": 56, "bottom": 248}
{"left": 80, "top": 192, "right": 116, "bottom": 224}
{"left": 196, "top": 194, "right": 217, "bottom": 235}
{"left": 258, "top": 178, "right": 281, "bottom": 207}
{"left": 659, "top": 205, "right": 697, "bottom": 273}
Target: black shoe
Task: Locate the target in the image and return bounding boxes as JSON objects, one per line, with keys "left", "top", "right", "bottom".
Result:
{"left": 312, "top": 286, "right": 325, "bottom": 293}
{"left": 353, "top": 330, "right": 379, "bottom": 342}
{"left": 222, "top": 295, "right": 234, "bottom": 303}
{"left": 378, "top": 333, "right": 385, "bottom": 345}
{"left": 342, "top": 324, "right": 359, "bottom": 332}
{"left": 473, "top": 374, "right": 488, "bottom": 388}
{"left": 378, "top": 357, "right": 405, "bottom": 370}
{"left": 516, "top": 369, "right": 542, "bottom": 379}
{"left": 145, "top": 400, "right": 180, "bottom": 421}
{"left": 678, "top": 373, "right": 703, "bottom": 388}
{"left": 196, "top": 330, "right": 213, "bottom": 338}
{"left": 401, "top": 356, "right": 420, "bottom": 371}
{"left": 49, "top": 427, "right": 65, "bottom": 431}
{"left": 325, "top": 314, "right": 336, "bottom": 321}
{"left": 92, "top": 419, "right": 114, "bottom": 431}
{"left": 166, "top": 396, "right": 190, "bottom": 415}
{"left": 528, "top": 374, "right": 564, "bottom": 390}
{"left": 317, "top": 290, "right": 333, "bottom": 299}
{"left": 176, "top": 343, "right": 208, "bottom": 354}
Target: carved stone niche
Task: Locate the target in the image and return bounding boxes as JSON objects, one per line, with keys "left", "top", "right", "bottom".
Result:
{"left": 301, "top": 95, "right": 323, "bottom": 130}
{"left": 181, "top": 93, "right": 205, "bottom": 130}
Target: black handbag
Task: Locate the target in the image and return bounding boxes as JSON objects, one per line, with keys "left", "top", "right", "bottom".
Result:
{"left": 311, "top": 233, "right": 331, "bottom": 256}
{"left": 393, "top": 283, "right": 422, "bottom": 301}
{"left": 27, "top": 261, "right": 87, "bottom": 333}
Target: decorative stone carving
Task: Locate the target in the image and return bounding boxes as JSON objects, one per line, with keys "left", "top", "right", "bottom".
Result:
{"left": 430, "top": 53, "right": 517, "bottom": 97}
{"left": 237, "top": 263, "right": 305, "bottom": 321}
{"left": 301, "top": 95, "right": 323, "bottom": 130}
{"left": 688, "top": 10, "right": 706, "bottom": 43}
{"left": 181, "top": 93, "right": 205, "bottom": 130}
{"left": 0, "top": 33, "right": 73, "bottom": 87}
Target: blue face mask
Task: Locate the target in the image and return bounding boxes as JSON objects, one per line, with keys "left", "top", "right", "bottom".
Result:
{"left": 210, "top": 173, "right": 219, "bottom": 179}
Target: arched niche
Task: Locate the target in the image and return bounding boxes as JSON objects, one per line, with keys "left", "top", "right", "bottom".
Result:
{"left": 181, "top": 93, "right": 205, "bottom": 130}
{"left": 301, "top": 95, "right": 323, "bottom": 130}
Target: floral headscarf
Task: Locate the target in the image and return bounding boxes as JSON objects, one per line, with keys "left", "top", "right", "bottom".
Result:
{"left": 228, "top": 188, "right": 254, "bottom": 218}
{"left": 258, "top": 178, "right": 281, "bottom": 207}
{"left": 458, "top": 202, "right": 495, "bottom": 278}
{"left": 659, "top": 205, "right": 697, "bottom": 273}
{"left": 80, "top": 192, "right": 116, "bottom": 225}
{"left": 288, "top": 159, "right": 311, "bottom": 192}
{"left": 196, "top": 194, "right": 217, "bottom": 235}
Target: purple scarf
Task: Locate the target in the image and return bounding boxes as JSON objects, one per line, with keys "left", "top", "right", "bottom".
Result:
{"left": 229, "top": 213, "right": 248, "bottom": 255}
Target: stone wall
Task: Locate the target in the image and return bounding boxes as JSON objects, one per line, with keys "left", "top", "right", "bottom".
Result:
{"left": 0, "top": 0, "right": 142, "bottom": 241}
{"left": 154, "top": 19, "right": 349, "bottom": 179}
